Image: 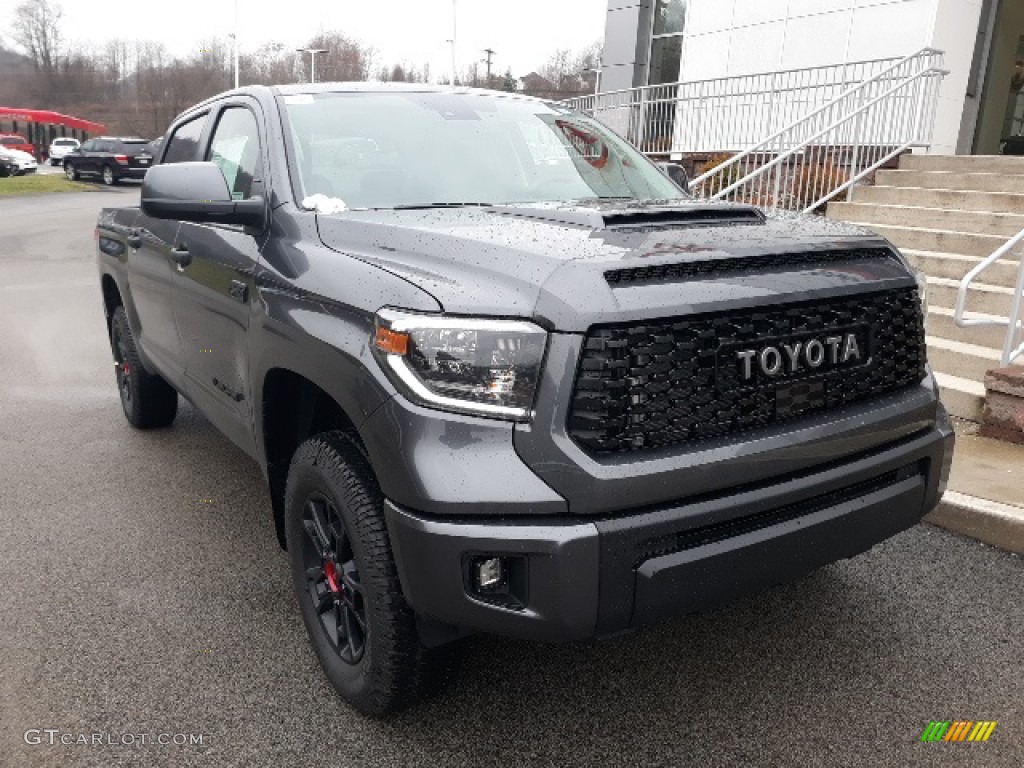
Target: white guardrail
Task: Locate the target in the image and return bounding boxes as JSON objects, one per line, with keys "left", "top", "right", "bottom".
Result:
{"left": 955, "top": 228, "right": 1024, "bottom": 367}
{"left": 566, "top": 49, "right": 947, "bottom": 214}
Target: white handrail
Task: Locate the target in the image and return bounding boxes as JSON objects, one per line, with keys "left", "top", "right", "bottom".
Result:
{"left": 564, "top": 55, "right": 911, "bottom": 155}
{"left": 689, "top": 48, "right": 944, "bottom": 189}
{"left": 701, "top": 68, "right": 942, "bottom": 205}
{"left": 955, "top": 227, "right": 1024, "bottom": 367}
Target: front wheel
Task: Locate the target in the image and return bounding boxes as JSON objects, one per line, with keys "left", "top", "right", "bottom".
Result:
{"left": 64, "top": 162, "right": 79, "bottom": 180}
{"left": 285, "top": 431, "right": 456, "bottom": 716}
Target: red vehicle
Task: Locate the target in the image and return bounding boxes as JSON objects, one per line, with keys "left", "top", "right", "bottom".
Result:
{"left": 0, "top": 134, "right": 34, "bottom": 156}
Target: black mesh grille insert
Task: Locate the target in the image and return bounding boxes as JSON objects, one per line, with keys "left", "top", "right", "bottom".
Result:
{"left": 568, "top": 288, "right": 927, "bottom": 453}
{"left": 604, "top": 248, "right": 896, "bottom": 286}
{"left": 637, "top": 468, "right": 908, "bottom": 563}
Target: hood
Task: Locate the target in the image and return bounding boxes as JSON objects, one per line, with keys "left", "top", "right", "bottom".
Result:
{"left": 315, "top": 201, "right": 912, "bottom": 332}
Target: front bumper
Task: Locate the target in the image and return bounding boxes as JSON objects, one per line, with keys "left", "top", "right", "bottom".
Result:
{"left": 385, "top": 414, "right": 954, "bottom": 643}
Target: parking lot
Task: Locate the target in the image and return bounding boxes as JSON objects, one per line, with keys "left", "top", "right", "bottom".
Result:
{"left": 1, "top": 189, "right": 1021, "bottom": 767}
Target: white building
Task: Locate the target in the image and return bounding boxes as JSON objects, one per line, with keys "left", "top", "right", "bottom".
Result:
{"left": 600, "top": 0, "right": 1024, "bottom": 156}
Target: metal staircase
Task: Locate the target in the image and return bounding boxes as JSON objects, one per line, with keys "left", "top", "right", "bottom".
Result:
{"left": 566, "top": 49, "right": 948, "bottom": 213}
{"left": 828, "top": 155, "right": 1024, "bottom": 421}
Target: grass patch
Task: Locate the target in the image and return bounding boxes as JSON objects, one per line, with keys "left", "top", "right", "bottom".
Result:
{"left": 0, "top": 174, "right": 96, "bottom": 197}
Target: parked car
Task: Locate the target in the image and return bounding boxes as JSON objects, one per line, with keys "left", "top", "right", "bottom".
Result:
{"left": 95, "top": 84, "right": 953, "bottom": 716}
{"left": 0, "top": 146, "right": 38, "bottom": 175}
{"left": 64, "top": 137, "right": 153, "bottom": 185}
{"left": 0, "top": 133, "right": 34, "bottom": 156}
{"left": 47, "top": 137, "right": 81, "bottom": 164}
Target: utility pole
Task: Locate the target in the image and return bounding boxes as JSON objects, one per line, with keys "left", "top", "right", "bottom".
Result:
{"left": 482, "top": 48, "right": 496, "bottom": 84}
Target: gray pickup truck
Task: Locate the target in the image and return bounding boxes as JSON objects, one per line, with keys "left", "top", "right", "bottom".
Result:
{"left": 95, "top": 83, "right": 954, "bottom": 715}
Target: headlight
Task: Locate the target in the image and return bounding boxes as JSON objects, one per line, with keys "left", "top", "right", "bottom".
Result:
{"left": 372, "top": 309, "right": 548, "bottom": 421}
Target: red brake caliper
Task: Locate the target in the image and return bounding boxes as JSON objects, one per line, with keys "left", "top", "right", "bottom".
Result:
{"left": 323, "top": 560, "right": 342, "bottom": 596}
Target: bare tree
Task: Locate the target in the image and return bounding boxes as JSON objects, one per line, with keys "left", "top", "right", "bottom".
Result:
{"left": 13, "top": 0, "right": 63, "bottom": 100}
{"left": 13, "top": 0, "right": 62, "bottom": 73}
{"left": 305, "top": 32, "right": 371, "bottom": 83}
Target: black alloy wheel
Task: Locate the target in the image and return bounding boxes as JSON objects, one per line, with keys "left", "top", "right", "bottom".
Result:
{"left": 300, "top": 492, "right": 367, "bottom": 664}
{"left": 112, "top": 321, "right": 133, "bottom": 414}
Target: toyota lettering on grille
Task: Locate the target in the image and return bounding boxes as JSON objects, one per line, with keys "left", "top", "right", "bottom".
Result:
{"left": 718, "top": 326, "right": 871, "bottom": 387}
{"left": 736, "top": 333, "right": 862, "bottom": 381}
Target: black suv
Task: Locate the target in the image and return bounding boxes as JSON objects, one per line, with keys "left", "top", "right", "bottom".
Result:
{"left": 65, "top": 137, "right": 153, "bottom": 185}
{"left": 95, "top": 84, "right": 954, "bottom": 716}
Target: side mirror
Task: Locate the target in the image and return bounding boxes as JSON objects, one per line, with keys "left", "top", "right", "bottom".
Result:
{"left": 656, "top": 161, "right": 691, "bottom": 192}
{"left": 141, "top": 161, "right": 266, "bottom": 228}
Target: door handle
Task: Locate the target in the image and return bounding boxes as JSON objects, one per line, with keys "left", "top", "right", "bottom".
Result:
{"left": 172, "top": 247, "right": 192, "bottom": 269}
{"left": 126, "top": 229, "right": 142, "bottom": 249}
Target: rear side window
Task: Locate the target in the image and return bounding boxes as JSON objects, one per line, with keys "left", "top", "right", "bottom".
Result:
{"left": 163, "top": 115, "right": 206, "bottom": 164}
{"left": 114, "top": 140, "right": 148, "bottom": 154}
{"left": 207, "top": 107, "right": 262, "bottom": 200}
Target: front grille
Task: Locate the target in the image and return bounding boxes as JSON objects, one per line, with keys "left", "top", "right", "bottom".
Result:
{"left": 604, "top": 248, "right": 896, "bottom": 286}
{"left": 568, "top": 287, "right": 927, "bottom": 453}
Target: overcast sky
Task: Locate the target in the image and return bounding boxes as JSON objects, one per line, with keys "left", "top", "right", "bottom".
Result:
{"left": 0, "top": 0, "right": 608, "bottom": 80}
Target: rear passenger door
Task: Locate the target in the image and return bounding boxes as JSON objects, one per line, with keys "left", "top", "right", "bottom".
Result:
{"left": 172, "top": 100, "right": 266, "bottom": 456}
{"left": 128, "top": 114, "right": 209, "bottom": 386}
{"left": 75, "top": 140, "right": 95, "bottom": 173}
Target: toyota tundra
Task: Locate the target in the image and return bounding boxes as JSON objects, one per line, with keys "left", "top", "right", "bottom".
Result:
{"left": 95, "top": 84, "right": 954, "bottom": 716}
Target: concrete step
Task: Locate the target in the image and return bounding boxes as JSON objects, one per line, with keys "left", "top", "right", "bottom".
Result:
{"left": 902, "top": 249, "right": 1020, "bottom": 288}
{"left": 874, "top": 170, "right": 1024, "bottom": 194}
{"left": 900, "top": 154, "right": 1024, "bottom": 175}
{"left": 926, "top": 276, "right": 1016, "bottom": 316}
{"left": 928, "top": 306, "right": 1012, "bottom": 349}
{"left": 934, "top": 371, "right": 985, "bottom": 421}
{"left": 852, "top": 185, "right": 1024, "bottom": 214}
{"left": 845, "top": 223, "right": 1009, "bottom": 258}
{"left": 827, "top": 202, "right": 1024, "bottom": 238}
{"left": 927, "top": 336, "right": 1003, "bottom": 382}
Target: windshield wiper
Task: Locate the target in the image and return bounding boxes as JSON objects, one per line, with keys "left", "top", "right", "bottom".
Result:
{"left": 386, "top": 202, "right": 496, "bottom": 210}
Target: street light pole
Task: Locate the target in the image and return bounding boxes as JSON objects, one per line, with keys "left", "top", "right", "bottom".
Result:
{"left": 450, "top": 0, "right": 457, "bottom": 86}
{"left": 232, "top": 0, "right": 239, "bottom": 89}
{"left": 297, "top": 48, "right": 329, "bottom": 84}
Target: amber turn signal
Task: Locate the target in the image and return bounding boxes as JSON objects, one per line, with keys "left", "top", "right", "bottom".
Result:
{"left": 375, "top": 327, "right": 410, "bottom": 356}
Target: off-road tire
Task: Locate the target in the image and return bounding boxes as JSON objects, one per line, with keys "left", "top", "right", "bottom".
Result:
{"left": 110, "top": 306, "right": 178, "bottom": 428}
{"left": 285, "top": 431, "right": 457, "bottom": 716}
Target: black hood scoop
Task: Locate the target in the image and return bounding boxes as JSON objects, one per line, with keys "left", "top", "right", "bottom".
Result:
{"left": 490, "top": 203, "right": 765, "bottom": 231}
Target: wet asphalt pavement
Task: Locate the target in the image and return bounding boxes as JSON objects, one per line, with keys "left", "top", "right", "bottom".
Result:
{"left": 1, "top": 190, "right": 1021, "bottom": 767}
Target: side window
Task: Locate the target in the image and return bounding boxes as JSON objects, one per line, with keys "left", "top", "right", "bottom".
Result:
{"left": 207, "top": 107, "right": 262, "bottom": 200}
{"left": 163, "top": 115, "right": 206, "bottom": 165}
{"left": 80, "top": 140, "right": 94, "bottom": 151}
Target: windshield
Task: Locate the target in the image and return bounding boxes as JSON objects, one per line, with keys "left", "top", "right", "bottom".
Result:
{"left": 1, "top": 137, "right": 24, "bottom": 145}
{"left": 281, "top": 91, "right": 686, "bottom": 210}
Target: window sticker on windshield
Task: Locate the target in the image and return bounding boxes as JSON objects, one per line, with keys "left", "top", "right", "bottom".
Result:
{"left": 284, "top": 94, "right": 315, "bottom": 105}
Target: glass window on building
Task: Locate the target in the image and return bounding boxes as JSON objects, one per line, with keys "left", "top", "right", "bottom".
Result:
{"left": 649, "top": 0, "right": 687, "bottom": 85}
